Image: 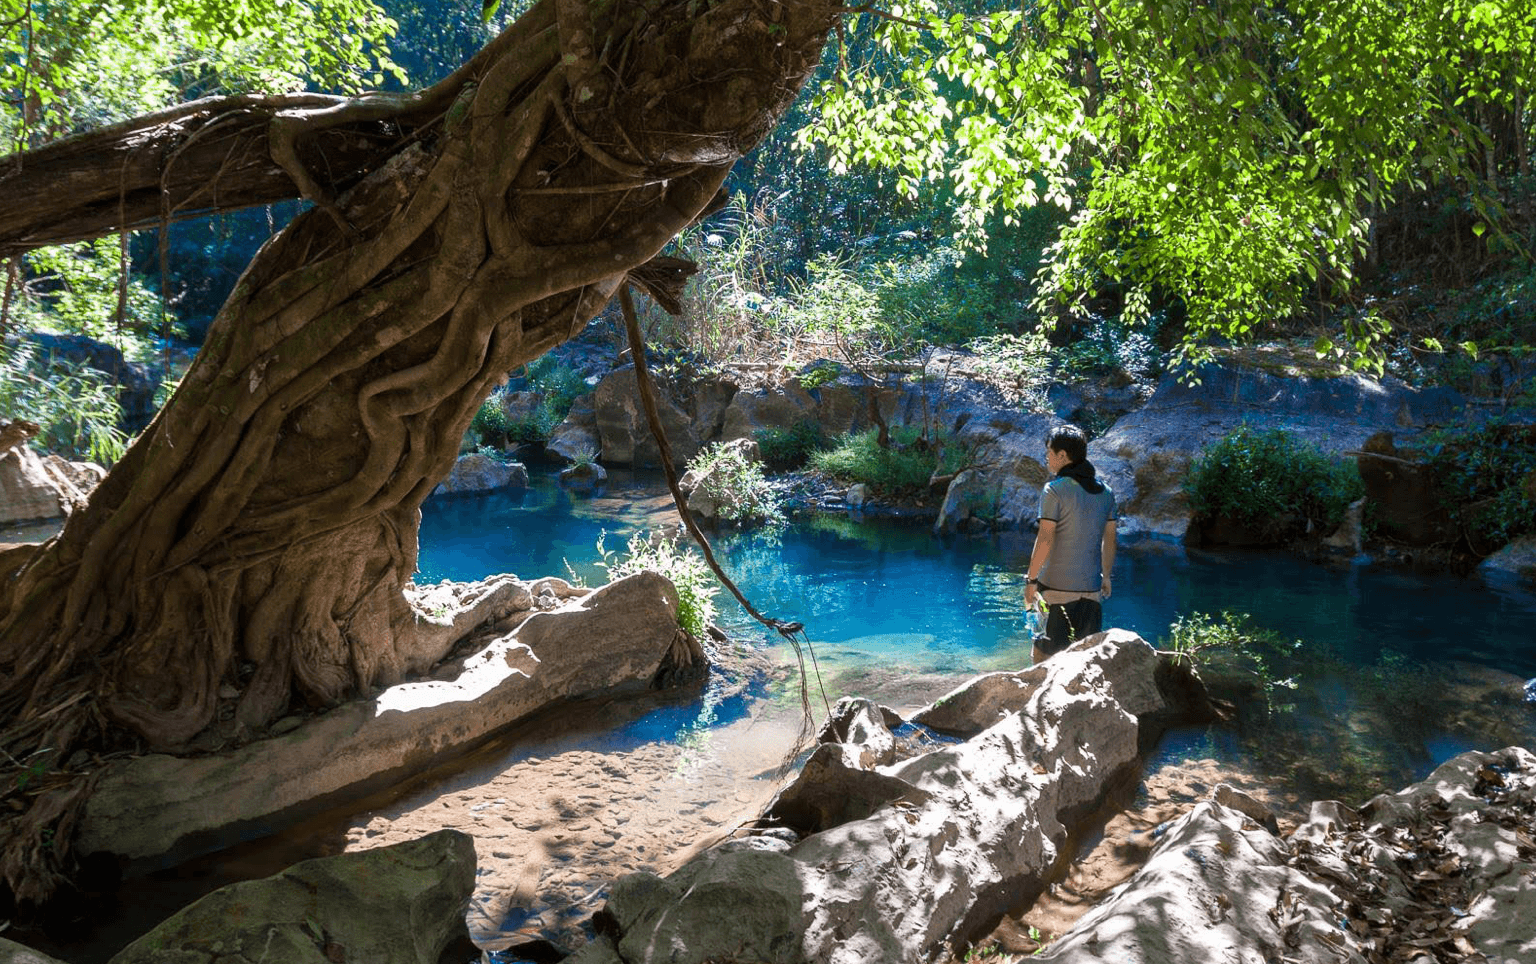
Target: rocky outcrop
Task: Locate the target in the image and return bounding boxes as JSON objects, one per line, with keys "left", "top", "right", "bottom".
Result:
{"left": 593, "top": 366, "right": 720, "bottom": 468}
{"left": 432, "top": 453, "right": 529, "bottom": 496}
{"left": 0, "top": 425, "right": 106, "bottom": 524}
{"left": 1036, "top": 746, "right": 1536, "bottom": 964}
{"left": 568, "top": 630, "right": 1217, "bottom": 964}
{"left": 75, "top": 572, "right": 693, "bottom": 866}
{"left": 548, "top": 392, "right": 600, "bottom": 462}
{"left": 1479, "top": 534, "right": 1536, "bottom": 591}
{"left": 719, "top": 381, "right": 819, "bottom": 443}
{"left": 111, "top": 830, "right": 476, "bottom": 964}
{"left": 1089, "top": 363, "right": 1466, "bottom": 537}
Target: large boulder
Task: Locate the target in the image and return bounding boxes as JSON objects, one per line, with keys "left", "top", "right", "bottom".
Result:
{"left": 940, "top": 409, "right": 1056, "bottom": 530}
{"left": 568, "top": 632, "right": 1217, "bottom": 964}
{"left": 548, "top": 392, "right": 601, "bottom": 462}
{"left": 1036, "top": 746, "right": 1536, "bottom": 964}
{"left": 0, "top": 426, "right": 106, "bottom": 524}
{"left": 1479, "top": 534, "right": 1536, "bottom": 592}
{"left": 1089, "top": 362, "right": 1466, "bottom": 537}
{"left": 432, "top": 453, "right": 529, "bottom": 496}
{"left": 593, "top": 366, "right": 704, "bottom": 467}
{"left": 110, "top": 830, "right": 476, "bottom": 964}
{"left": 719, "top": 380, "right": 819, "bottom": 444}
{"left": 76, "top": 572, "right": 692, "bottom": 866}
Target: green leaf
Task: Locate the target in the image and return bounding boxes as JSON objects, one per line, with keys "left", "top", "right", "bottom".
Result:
{"left": 482, "top": 0, "right": 501, "bottom": 22}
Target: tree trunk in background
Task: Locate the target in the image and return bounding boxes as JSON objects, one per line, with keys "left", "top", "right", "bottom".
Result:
{"left": 0, "top": 0, "right": 835, "bottom": 901}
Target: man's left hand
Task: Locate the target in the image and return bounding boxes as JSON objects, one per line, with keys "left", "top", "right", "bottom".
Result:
{"left": 1101, "top": 575, "right": 1112, "bottom": 599}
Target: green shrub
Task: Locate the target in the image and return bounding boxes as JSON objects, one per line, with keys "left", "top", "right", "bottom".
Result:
{"left": 1418, "top": 419, "right": 1536, "bottom": 550}
{"left": 809, "top": 425, "right": 963, "bottom": 495}
{"left": 754, "top": 419, "right": 828, "bottom": 470}
{"left": 686, "top": 443, "right": 784, "bottom": 526}
{"left": 468, "top": 395, "right": 512, "bottom": 448}
{"left": 0, "top": 343, "right": 128, "bottom": 464}
{"left": 1184, "top": 424, "right": 1364, "bottom": 540}
{"left": 598, "top": 530, "right": 718, "bottom": 638}
{"left": 522, "top": 355, "right": 589, "bottom": 413}
{"left": 1163, "top": 610, "right": 1301, "bottom": 715}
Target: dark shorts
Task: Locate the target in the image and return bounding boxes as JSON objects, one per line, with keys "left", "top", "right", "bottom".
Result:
{"left": 1034, "top": 598, "right": 1103, "bottom": 656}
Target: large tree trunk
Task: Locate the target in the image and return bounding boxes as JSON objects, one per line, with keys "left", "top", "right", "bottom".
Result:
{"left": 0, "top": 0, "right": 835, "bottom": 902}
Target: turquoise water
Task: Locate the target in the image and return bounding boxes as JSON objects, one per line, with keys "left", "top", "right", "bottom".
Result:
{"left": 420, "top": 470, "right": 1536, "bottom": 680}
{"left": 420, "top": 470, "right": 1536, "bottom": 805}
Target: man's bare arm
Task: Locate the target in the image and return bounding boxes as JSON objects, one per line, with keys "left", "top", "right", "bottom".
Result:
{"left": 1025, "top": 519, "right": 1057, "bottom": 607}
{"left": 1101, "top": 520, "right": 1117, "bottom": 598}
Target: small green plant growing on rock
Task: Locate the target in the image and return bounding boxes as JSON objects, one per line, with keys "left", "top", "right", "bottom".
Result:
{"left": 1184, "top": 424, "right": 1363, "bottom": 542}
{"left": 686, "top": 443, "right": 784, "bottom": 526}
{"left": 1163, "top": 610, "right": 1300, "bottom": 716}
{"left": 597, "top": 530, "right": 718, "bottom": 639}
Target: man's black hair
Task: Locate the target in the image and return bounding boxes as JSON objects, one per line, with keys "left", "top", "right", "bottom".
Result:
{"left": 1048, "top": 424, "right": 1088, "bottom": 464}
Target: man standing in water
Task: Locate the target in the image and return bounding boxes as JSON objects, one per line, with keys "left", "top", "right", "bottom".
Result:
{"left": 1024, "top": 424, "right": 1118, "bottom": 663}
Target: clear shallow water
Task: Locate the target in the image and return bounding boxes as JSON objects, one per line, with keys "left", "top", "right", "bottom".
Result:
{"left": 421, "top": 470, "right": 1536, "bottom": 679}
{"left": 421, "top": 470, "right": 1536, "bottom": 804}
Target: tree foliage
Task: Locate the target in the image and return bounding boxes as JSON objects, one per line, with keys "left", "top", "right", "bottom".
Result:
{"left": 801, "top": 0, "right": 1536, "bottom": 363}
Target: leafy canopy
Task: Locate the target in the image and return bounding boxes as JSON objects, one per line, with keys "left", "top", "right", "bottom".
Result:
{"left": 1, "top": 0, "right": 403, "bottom": 149}
{"left": 800, "top": 0, "right": 1536, "bottom": 363}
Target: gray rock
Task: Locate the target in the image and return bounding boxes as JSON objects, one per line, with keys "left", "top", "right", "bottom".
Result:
{"left": 812, "top": 378, "right": 907, "bottom": 439}
{"left": 432, "top": 453, "right": 528, "bottom": 495}
{"left": 719, "top": 381, "right": 819, "bottom": 443}
{"left": 913, "top": 629, "right": 1167, "bottom": 736}
{"left": 845, "top": 482, "right": 869, "bottom": 508}
{"left": 1478, "top": 534, "right": 1536, "bottom": 591}
{"left": 500, "top": 389, "right": 544, "bottom": 423}
{"left": 570, "top": 632, "right": 1200, "bottom": 964}
{"left": 560, "top": 460, "right": 608, "bottom": 493}
{"left": 77, "top": 572, "right": 686, "bottom": 865}
{"left": 934, "top": 468, "right": 998, "bottom": 535}
{"left": 110, "top": 830, "right": 475, "bottom": 964}
{"left": 548, "top": 393, "right": 601, "bottom": 463}
{"left": 679, "top": 438, "right": 763, "bottom": 521}
{"left": 593, "top": 366, "right": 701, "bottom": 467}
{"left": 0, "top": 443, "right": 103, "bottom": 524}
{"left": 1321, "top": 497, "right": 1366, "bottom": 553}
{"left": 1089, "top": 363, "right": 1466, "bottom": 537}
{"left": 0, "top": 938, "right": 71, "bottom": 964}
{"left": 1037, "top": 746, "right": 1536, "bottom": 964}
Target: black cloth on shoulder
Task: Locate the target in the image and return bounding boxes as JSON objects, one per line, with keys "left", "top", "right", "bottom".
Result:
{"left": 1055, "top": 458, "right": 1105, "bottom": 495}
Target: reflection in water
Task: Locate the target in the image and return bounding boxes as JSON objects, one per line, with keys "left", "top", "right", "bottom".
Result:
{"left": 422, "top": 470, "right": 1536, "bottom": 801}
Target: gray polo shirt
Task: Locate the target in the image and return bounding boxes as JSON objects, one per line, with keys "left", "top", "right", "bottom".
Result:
{"left": 1037, "top": 475, "right": 1117, "bottom": 593}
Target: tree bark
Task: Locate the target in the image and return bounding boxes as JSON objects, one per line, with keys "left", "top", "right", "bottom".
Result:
{"left": 0, "top": 0, "right": 835, "bottom": 902}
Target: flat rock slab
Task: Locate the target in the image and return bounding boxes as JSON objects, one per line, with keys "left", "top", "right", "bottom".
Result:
{"left": 77, "top": 571, "right": 684, "bottom": 866}
{"left": 1036, "top": 746, "right": 1536, "bottom": 964}
{"left": 110, "top": 829, "right": 475, "bottom": 964}
{"left": 569, "top": 631, "right": 1209, "bottom": 964}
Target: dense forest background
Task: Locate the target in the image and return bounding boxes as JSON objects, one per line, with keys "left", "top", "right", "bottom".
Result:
{"left": 2, "top": 0, "right": 1533, "bottom": 464}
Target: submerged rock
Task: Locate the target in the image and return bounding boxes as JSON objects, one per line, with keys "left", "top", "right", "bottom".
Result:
{"left": 568, "top": 631, "right": 1218, "bottom": 964}
{"left": 111, "top": 830, "right": 475, "bottom": 964}
{"left": 1035, "top": 746, "right": 1536, "bottom": 964}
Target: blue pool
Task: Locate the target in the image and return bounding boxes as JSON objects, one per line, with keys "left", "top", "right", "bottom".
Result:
{"left": 421, "top": 469, "right": 1536, "bottom": 803}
